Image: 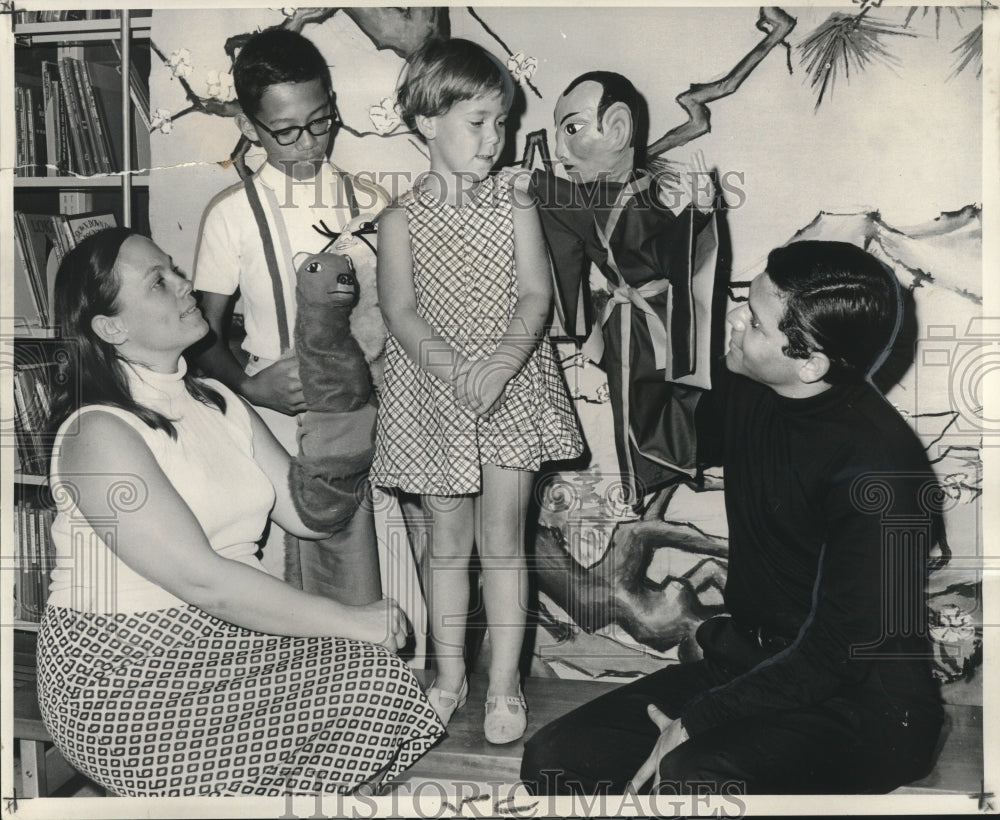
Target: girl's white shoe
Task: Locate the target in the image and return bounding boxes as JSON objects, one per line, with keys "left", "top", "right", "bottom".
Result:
{"left": 484, "top": 688, "right": 527, "bottom": 744}
{"left": 426, "top": 678, "right": 468, "bottom": 728}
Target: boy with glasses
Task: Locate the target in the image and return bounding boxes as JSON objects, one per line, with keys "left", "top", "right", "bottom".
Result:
{"left": 193, "top": 28, "right": 388, "bottom": 604}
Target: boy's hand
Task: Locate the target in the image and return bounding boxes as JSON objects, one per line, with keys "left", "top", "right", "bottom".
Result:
{"left": 243, "top": 356, "right": 306, "bottom": 415}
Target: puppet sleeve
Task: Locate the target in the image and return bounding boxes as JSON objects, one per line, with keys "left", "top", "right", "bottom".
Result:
{"left": 529, "top": 170, "right": 597, "bottom": 341}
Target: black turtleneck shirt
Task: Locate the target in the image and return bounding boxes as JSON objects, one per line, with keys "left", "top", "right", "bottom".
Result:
{"left": 682, "top": 374, "right": 941, "bottom": 737}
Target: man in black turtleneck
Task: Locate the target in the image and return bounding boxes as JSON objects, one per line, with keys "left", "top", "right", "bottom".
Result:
{"left": 520, "top": 240, "right": 944, "bottom": 795}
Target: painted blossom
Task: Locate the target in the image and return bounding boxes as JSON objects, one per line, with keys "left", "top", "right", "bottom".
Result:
{"left": 368, "top": 97, "right": 401, "bottom": 135}
{"left": 507, "top": 51, "right": 538, "bottom": 84}
{"left": 151, "top": 108, "right": 173, "bottom": 135}
{"left": 167, "top": 48, "right": 193, "bottom": 80}
{"left": 206, "top": 69, "right": 236, "bottom": 102}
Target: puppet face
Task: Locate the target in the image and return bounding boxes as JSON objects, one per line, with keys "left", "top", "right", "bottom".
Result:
{"left": 725, "top": 273, "right": 807, "bottom": 394}
{"left": 554, "top": 80, "right": 631, "bottom": 183}
{"left": 297, "top": 252, "right": 359, "bottom": 307}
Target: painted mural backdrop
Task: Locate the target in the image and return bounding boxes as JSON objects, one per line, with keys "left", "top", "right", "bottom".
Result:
{"left": 148, "top": 5, "right": 984, "bottom": 700}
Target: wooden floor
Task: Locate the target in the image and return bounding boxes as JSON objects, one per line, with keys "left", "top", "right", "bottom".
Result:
{"left": 392, "top": 670, "right": 621, "bottom": 787}
{"left": 894, "top": 702, "right": 984, "bottom": 795}
{"left": 12, "top": 661, "right": 983, "bottom": 798}
{"left": 394, "top": 670, "right": 984, "bottom": 797}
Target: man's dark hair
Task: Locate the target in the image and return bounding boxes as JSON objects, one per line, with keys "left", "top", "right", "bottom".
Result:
{"left": 767, "top": 240, "right": 901, "bottom": 384}
{"left": 562, "top": 71, "right": 639, "bottom": 148}
{"left": 233, "top": 28, "right": 333, "bottom": 118}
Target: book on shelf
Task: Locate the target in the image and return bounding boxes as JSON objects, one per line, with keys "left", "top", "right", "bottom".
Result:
{"left": 17, "top": 42, "right": 151, "bottom": 177}
{"left": 13, "top": 499, "right": 56, "bottom": 624}
{"left": 14, "top": 73, "right": 48, "bottom": 177}
{"left": 41, "top": 60, "right": 67, "bottom": 175}
{"left": 12, "top": 232, "right": 45, "bottom": 328}
{"left": 13, "top": 211, "right": 118, "bottom": 330}
{"left": 111, "top": 40, "right": 152, "bottom": 133}
{"left": 56, "top": 57, "right": 93, "bottom": 175}
{"left": 17, "top": 9, "right": 118, "bottom": 23}
{"left": 13, "top": 213, "right": 54, "bottom": 327}
{"left": 12, "top": 364, "right": 50, "bottom": 476}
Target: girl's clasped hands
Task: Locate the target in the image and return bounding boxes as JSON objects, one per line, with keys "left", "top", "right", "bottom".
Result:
{"left": 451, "top": 354, "right": 516, "bottom": 418}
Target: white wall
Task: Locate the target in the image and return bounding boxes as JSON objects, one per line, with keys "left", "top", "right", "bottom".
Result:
{"left": 150, "top": 5, "right": 982, "bottom": 281}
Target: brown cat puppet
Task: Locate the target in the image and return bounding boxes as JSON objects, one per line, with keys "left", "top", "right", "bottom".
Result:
{"left": 288, "top": 250, "right": 378, "bottom": 534}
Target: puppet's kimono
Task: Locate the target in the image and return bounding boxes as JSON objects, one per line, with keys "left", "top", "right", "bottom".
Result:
{"left": 529, "top": 169, "right": 723, "bottom": 501}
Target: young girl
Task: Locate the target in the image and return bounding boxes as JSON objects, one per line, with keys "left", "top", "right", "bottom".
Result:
{"left": 371, "top": 39, "right": 583, "bottom": 744}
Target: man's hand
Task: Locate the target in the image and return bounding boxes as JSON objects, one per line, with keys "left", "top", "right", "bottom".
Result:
{"left": 631, "top": 704, "right": 689, "bottom": 793}
{"left": 242, "top": 356, "right": 306, "bottom": 415}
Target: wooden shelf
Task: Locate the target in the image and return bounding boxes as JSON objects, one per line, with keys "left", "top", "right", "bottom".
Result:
{"left": 12, "top": 326, "right": 60, "bottom": 339}
{"left": 14, "top": 472, "right": 50, "bottom": 487}
{"left": 15, "top": 17, "right": 151, "bottom": 45}
{"left": 12, "top": 620, "right": 42, "bottom": 633}
{"left": 15, "top": 175, "right": 150, "bottom": 189}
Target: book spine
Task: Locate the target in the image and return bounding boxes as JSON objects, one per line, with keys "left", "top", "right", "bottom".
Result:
{"left": 24, "top": 87, "right": 37, "bottom": 176}
{"left": 112, "top": 40, "right": 152, "bottom": 131}
{"left": 68, "top": 58, "right": 98, "bottom": 176}
{"left": 79, "top": 60, "right": 115, "bottom": 174}
{"left": 25, "top": 505, "right": 39, "bottom": 622}
{"left": 13, "top": 215, "right": 48, "bottom": 325}
{"left": 15, "top": 368, "right": 44, "bottom": 475}
{"left": 54, "top": 215, "right": 75, "bottom": 257}
{"left": 11, "top": 229, "right": 41, "bottom": 328}
{"left": 14, "top": 502, "right": 25, "bottom": 620}
{"left": 58, "top": 58, "right": 90, "bottom": 175}
{"left": 40, "top": 507, "right": 55, "bottom": 609}
{"left": 15, "top": 86, "right": 26, "bottom": 177}
{"left": 12, "top": 376, "right": 30, "bottom": 474}
{"left": 41, "top": 63, "right": 59, "bottom": 176}
{"left": 56, "top": 81, "right": 74, "bottom": 175}
{"left": 29, "top": 86, "right": 48, "bottom": 176}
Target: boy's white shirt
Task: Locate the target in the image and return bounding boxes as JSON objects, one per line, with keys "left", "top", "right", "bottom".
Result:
{"left": 193, "top": 158, "right": 387, "bottom": 362}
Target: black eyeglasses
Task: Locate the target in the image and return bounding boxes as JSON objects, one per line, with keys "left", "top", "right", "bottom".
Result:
{"left": 249, "top": 109, "right": 342, "bottom": 146}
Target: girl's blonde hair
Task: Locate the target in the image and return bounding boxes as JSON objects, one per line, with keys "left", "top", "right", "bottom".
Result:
{"left": 397, "top": 38, "right": 514, "bottom": 134}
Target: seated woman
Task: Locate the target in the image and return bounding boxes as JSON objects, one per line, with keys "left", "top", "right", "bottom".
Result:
{"left": 37, "top": 228, "right": 444, "bottom": 797}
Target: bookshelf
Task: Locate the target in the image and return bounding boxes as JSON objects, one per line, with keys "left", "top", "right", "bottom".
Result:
{"left": 10, "top": 10, "right": 152, "bottom": 626}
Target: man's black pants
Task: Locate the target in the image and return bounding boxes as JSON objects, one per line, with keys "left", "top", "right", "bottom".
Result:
{"left": 520, "top": 633, "right": 943, "bottom": 795}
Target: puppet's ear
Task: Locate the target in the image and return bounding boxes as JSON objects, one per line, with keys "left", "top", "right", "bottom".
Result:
{"left": 292, "top": 251, "right": 310, "bottom": 269}
{"left": 602, "top": 101, "right": 633, "bottom": 153}
{"left": 235, "top": 112, "right": 261, "bottom": 145}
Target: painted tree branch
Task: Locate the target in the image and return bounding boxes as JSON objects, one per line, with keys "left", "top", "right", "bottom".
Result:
{"left": 648, "top": 6, "right": 796, "bottom": 158}
{"left": 341, "top": 7, "right": 450, "bottom": 58}
{"left": 282, "top": 7, "right": 448, "bottom": 57}
{"left": 149, "top": 40, "right": 242, "bottom": 124}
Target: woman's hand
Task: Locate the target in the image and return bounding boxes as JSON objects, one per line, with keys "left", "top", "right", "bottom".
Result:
{"left": 345, "top": 597, "right": 411, "bottom": 652}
